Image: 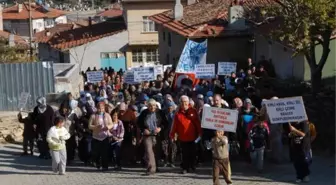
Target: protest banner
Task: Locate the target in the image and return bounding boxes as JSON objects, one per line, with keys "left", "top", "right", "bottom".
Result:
{"left": 18, "top": 92, "right": 30, "bottom": 110}
{"left": 265, "top": 96, "right": 308, "bottom": 124}
{"left": 163, "top": 64, "right": 172, "bottom": 72}
{"left": 133, "top": 67, "right": 155, "bottom": 82}
{"left": 123, "top": 70, "right": 137, "bottom": 84}
{"left": 201, "top": 106, "right": 239, "bottom": 133}
{"left": 195, "top": 64, "right": 215, "bottom": 79}
{"left": 218, "top": 62, "right": 237, "bottom": 76}
{"left": 154, "top": 65, "right": 164, "bottom": 78}
{"left": 86, "top": 71, "right": 104, "bottom": 83}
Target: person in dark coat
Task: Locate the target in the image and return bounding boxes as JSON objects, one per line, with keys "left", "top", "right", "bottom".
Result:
{"left": 18, "top": 112, "right": 35, "bottom": 156}
{"left": 32, "top": 97, "right": 55, "bottom": 159}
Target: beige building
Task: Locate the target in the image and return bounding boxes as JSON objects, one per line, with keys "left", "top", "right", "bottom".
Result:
{"left": 122, "top": 0, "right": 189, "bottom": 68}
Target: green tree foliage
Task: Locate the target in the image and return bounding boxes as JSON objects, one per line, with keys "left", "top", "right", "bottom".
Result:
{"left": 0, "top": 38, "right": 36, "bottom": 63}
{"left": 252, "top": 0, "right": 336, "bottom": 93}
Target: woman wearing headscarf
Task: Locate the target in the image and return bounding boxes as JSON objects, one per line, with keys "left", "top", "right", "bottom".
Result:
{"left": 32, "top": 97, "right": 55, "bottom": 159}
{"left": 56, "top": 101, "right": 79, "bottom": 164}
{"left": 84, "top": 93, "right": 96, "bottom": 117}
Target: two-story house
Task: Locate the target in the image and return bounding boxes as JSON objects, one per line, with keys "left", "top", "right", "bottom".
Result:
{"left": 122, "top": 0, "right": 191, "bottom": 68}
{"left": 3, "top": 3, "right": 67, "bottom": 37}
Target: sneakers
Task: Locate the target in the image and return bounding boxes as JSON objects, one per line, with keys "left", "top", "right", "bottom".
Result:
{"left": 295, "top": 179, "right": 302, "bottom": 183}
{"left": 59, "top": 172, "right": 66, "bottom": 175}
{"left": 303, "top": 176, "right": 310, "bottom": 182}
{"left": 181, "top": 170, "right": 187, "bottom": 174}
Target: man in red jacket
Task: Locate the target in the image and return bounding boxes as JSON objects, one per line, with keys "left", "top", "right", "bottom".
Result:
{"left": 170, "top": 95, "right": 202, "bottom": 174}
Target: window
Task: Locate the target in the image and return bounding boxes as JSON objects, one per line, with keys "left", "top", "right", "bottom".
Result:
{"left": 146, "top": 49, "right": 159, "bottom": 63}
{"left": 142, "top": 16, "right": 157, "bottom": 32}
{"left": 101, "top": 52, "right": 124, "bottom": 59}
{"left": 45, "top": 19, "right": 54, "bottom": 27}
{"left": 132, "top": 49, "right": 143, "bottom": 63}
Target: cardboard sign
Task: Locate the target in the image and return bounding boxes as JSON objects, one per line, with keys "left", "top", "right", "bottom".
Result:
{"left": 265, "top": 96, "right": 308, "bottom": 124}
{"left": 154, "top": 65, "right": 164, "bottom": 78}
{"left": 218, "top": 62, "right": 237, "bottom": 76}
{"left": 201, "top": 106, "right": 239, "bottom": 133}
{"left": 18, "top": 92, "right": 30, "bottom": 110}
{"left": 195, "top": 64, "right": 215, "bottom": 79}
{"left": 86, "top": 71, "right": 104, "bottom": 83}
{"left": 133, "top": 67, "right": 155, "bottom": 82}
{"left": 163, "top": 64, "right": 173, "bottom": 72}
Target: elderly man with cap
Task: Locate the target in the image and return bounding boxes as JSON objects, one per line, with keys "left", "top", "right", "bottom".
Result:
{"left": 32, "top": 97, "right": 55, "bottom": 159}
{"left": 138, "top": 99, "right": 168, "bottom": 175}
{"left": 170, "top": 95, "right": 202, "bottom": 174}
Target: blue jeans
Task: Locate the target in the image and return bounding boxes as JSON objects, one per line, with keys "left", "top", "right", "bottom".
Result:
{"left": 250, "top": 147, "right": 265, "bottom": 171}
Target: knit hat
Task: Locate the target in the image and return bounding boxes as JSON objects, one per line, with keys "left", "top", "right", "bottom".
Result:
{"left": 244, "top": 98, "right": 252, "bottom": 104}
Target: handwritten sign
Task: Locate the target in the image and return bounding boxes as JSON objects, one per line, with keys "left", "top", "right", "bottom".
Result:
{"left": 163, "top": 64, "right": 173, "bottom": 72}
{"left": 123, "top": 71, "right": 137, "bottom": 84}
{"left": 18, "top": 92, "right": 30, "bottom": 110}
{"left": 195, "top": 64, "right": 215, "bottom": 79}
{"left": 218, "top": 62, "right": 237, "bottom": 76}
{"left": 133, "top": 67, "right": 155, "bottom": 82}
{"left": 201, "top": 106, "right": 239, "bottom": 132}
{"left": 154, "top": 65, "right": 164, "bottom": 78}
{"left": 265, "top": 96, "right": 308, "bottom": 124}
{"left": 86, "top": 71, "right": 104, "bottom": 83}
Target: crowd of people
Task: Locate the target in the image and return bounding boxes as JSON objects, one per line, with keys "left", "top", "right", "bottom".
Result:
{"left": 18, "top": 57, "right": 315, "bottom": 185}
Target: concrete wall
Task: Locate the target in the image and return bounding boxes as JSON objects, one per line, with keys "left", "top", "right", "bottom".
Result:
{"left": 255, "top": 34, "right": 305, "bottom": 80}
{"left": 69, "top": 31, "right": 128, "bottom": 71}
{"left": 54, "top": 63, "right": 84, "bottom": 97}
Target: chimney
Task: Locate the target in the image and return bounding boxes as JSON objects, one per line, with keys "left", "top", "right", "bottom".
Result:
{"left": 9, "top": 34, "right": 15, "bottom": 47}
{"left": 88, "top": 17, "right": 92, "bottom": 27}
{"left": 18, "top": 4, "right": 23, "bottom": 13}
{"left": 45, "top": 30, "right": 51, "bottom": 36}
{"left": 174, "top": 0, "right": 183, "bottom": 20}
{"left": 228, "top": 4, "right": 246, "bottom": 30}
{"left": 187, "top": 0, "right": 196, "bottom": 5}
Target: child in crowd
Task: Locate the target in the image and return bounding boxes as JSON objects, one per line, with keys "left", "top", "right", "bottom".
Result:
{"left": 211, "top": 130, "right": 232, "bottom": 185}
{"left": 17, "top": 112, "right": 35, "bottom": 156}
{"left": 46, "top": 117, "right": 70, "bottom": 175}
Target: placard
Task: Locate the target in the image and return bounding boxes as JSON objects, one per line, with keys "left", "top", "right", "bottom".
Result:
{"left": 86, "top": 71, "right": 104, "bottom": 83}
{"left": 195, "top": 64, "right": 215, "bottom": 79}
{"left": 154, "top": 65, "right": 164, "bottom": 78}
{"left": 133, "top": 67, "right": 155, "bottom": 82}
{"left": 163, "top": 64, "right": 173, "bottom": 72}
{"left": 123, "top": 71, "right": 137, "bottom": 84}
{"left": 18, "top": 92, "right": 30, "bottom": 110}
{"left": 265, "top": 96, "right": 308, "bottom": 124}
{"left": 201, "top": 106, "right": 239, "bottom": 132}
{"left": 218, "top": 62, "right": 237, "bottom": 76}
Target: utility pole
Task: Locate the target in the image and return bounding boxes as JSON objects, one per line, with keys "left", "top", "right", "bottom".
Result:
{"left": 28, "top": 0, "right": 33, "bottom": 60}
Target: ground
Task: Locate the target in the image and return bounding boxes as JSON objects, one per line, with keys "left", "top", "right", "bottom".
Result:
{"left": 0, "top": 144, "right": 334, "bottom": 185}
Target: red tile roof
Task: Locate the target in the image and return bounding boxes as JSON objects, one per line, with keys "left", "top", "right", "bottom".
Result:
{"left": 96, "top": 8, "right": 123, "bottom": 18}
{"left": 34, "top": 23, "right": 75, "bottom": 43}
{"left": 68, "top": 19, "right": 98, "bottom": 27}
{"left": 0, "top": 30, "right": 28, "bottom": 46}
{"left": 150, "top": 0, "right": 272, "bottom": 38}
{"left": 42, "top": 19, "right": 126, "bottom": 50}
{"left": 3, "top": 3, "right": 67, "bottom": 20}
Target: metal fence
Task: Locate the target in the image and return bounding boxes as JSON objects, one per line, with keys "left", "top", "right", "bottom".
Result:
{"left": 0, "top": 61, "right": 55, "bottom": 111}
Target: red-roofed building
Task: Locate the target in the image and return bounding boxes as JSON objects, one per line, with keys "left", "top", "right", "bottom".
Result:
{"left": 94, "top": 8, "right": 123, "bottom": 23}
{"left": 37, "top": 18, "right": 128, "bottom": 71}
{"left": 3, "top": 3, "right": 67, "bottom": 37}
{"left": 150, "top": 0, "right": 273, "bottom": 69}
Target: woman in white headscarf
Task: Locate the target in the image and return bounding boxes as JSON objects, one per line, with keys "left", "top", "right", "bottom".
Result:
{"left": 32, "top": 96, "right": 55, "bottom": 159}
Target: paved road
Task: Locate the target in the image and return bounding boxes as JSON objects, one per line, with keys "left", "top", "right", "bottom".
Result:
{"left": 0, "top": 144, "right": 334, "bottom": 185}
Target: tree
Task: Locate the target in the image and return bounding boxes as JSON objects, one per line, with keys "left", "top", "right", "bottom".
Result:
{"left": 247, "top": 0, "right": 336, "bottom": 94}
{"left": 0, "top": 38, "right": 36, "bottom": 63}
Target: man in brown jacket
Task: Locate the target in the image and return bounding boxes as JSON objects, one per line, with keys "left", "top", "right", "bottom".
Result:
{"left": 211, "top": 130, "right": 232, "bottom": 185}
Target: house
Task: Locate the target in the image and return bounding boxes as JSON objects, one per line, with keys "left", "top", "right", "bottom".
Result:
{"left": 122, "top": 0, "right": 192, "bottom": 68}
{"left": 36, "top": 17, "right": 128, "bottom": 72}
{"left": 150, "top": 0, "right": 272, "bottom": 70}
{"left": 3, "top": 3, "right": 67, "bottom": 36}
{"left": 94, "top": 8, "right": 123, "bottom": 23}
